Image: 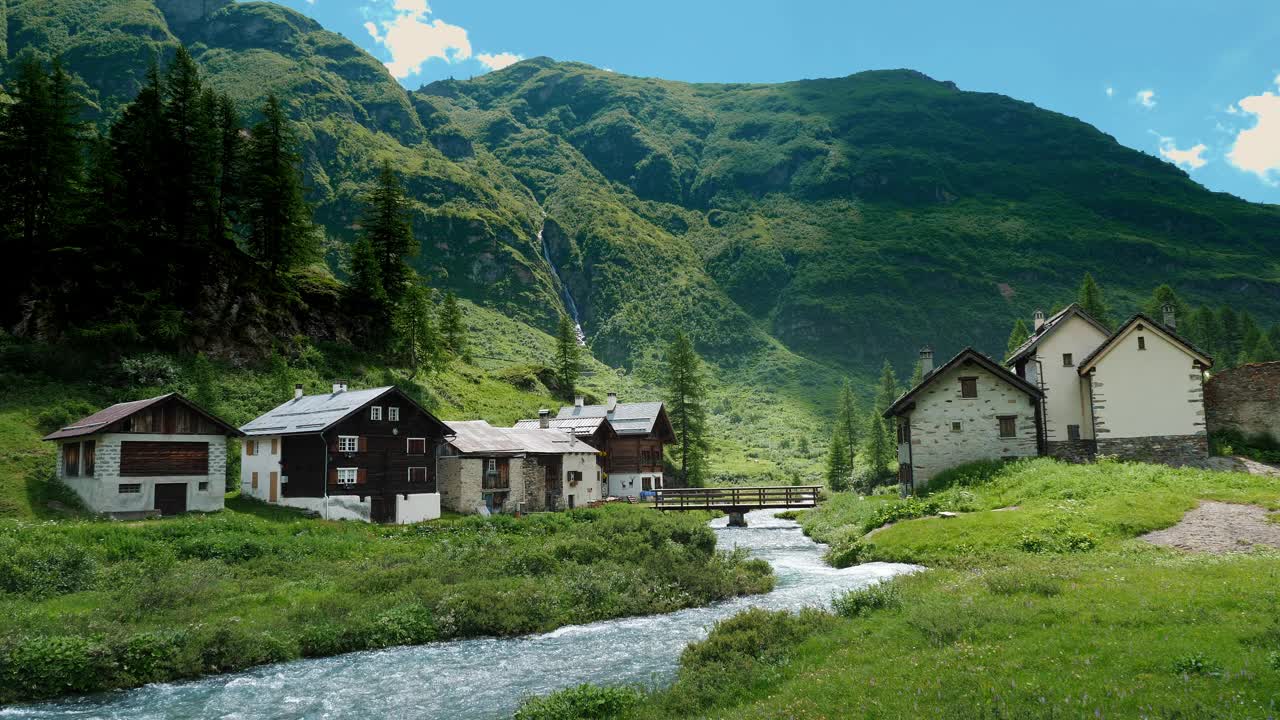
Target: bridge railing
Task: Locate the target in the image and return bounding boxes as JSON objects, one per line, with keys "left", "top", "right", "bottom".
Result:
{"left": 653, "top": 485, "right": 822, "bottom": 511}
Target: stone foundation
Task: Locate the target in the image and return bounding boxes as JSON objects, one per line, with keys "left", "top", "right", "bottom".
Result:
{"left": 1095, "top": 434, "right": 1208, "bottom": 466}
{"left": 1046, "top": 439, "right": 1097, "bottom": 463}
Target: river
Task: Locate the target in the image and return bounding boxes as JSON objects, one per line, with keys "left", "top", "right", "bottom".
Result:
{"left": 7, "top": 511, "right": 919, "bottom": 720}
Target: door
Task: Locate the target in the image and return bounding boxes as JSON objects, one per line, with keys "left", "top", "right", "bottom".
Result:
{"left": 154, "top": 483, "right": 188, "bottom": 516}
{"left": 370, "top": 495, "right": 394, "bottom": 524}
{"left": 269, "top": 472, "right": 279, "bottom": 502}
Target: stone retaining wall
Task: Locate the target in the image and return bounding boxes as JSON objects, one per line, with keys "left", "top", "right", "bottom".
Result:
{"left": 1096, "top": 434, "right": 1208, "bottom": 466}
{"left": 1046, "top": 439, "right": 1097, "bottom": 463}
{"left": 1205, "top": 362, "right": 1280, "bottom": 442}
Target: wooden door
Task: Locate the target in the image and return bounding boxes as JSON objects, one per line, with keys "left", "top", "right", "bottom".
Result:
{"left": 154, "top": 483, "right": 188, "bottom": 516}
{"left": 370, "top": 495, "right": 394, "bottom": 524}
{"left": 269, "top": 472, "right": 279, "bottom": 502}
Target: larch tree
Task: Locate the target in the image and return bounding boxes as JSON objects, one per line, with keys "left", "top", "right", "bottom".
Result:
{"left": 1007, "top": 318, "right": 1031, "bottom": 357}
{"left": 363, "top": 162, "right": 416, "bottom": 303}
{"left": 244, "top": 94, "right": 314, "bottom": 276}
{"left": 347, "top": 235, "right": 391, "bottom": 344}
{"left": 1077, "top": 272, "right": 1112, "bottom": 329}
{"left": 824, "top": 425, "right": 852, "bottom": 492}
{"left": 553, "top": 314, "right": 582, "bottom": 399}
{"left": 439, "top": 290, "right": 468, "bottom": 358}
{"left": 665, "top": 331, "right": 710, "bottom": 487}
{"left": 866, "top": 359, "right": 900, "bottom": 484}
{"left": 393, "top": 283, "right": 442, "bottom": 377}
{"left": 835, "top": 379, "right": 861, "bottom": 468}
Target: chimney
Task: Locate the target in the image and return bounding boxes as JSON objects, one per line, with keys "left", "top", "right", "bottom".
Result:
{"left": 538, "top": 409, "right": 550, "bottom": 429}
{"left": 294, "top": 383, "right": 304, "bottom": 400}
{"left": 607, "top": 392, "right": 617, "bottom": 413}
{"left": 1033, "top": 309, "right": 1046, "bottom": 332}
{"left": 919, "top": 346, "right": 934, "bottom": 377}
{"left": 574, "top": 395, "right": 584, "bottom": 408}
{"left": 1162, "top": 303, "right": 1177, "bottom": 330}
{"left": 331, "top": 382, "right": 346, "bottom": 394}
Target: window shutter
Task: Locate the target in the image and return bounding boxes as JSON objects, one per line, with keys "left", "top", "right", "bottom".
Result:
{"left": 357, "top": 468, "right": 368, "bottom": 485}
{"left": 328, "top": 436, "right": 339, "bottom": 452}
{"left": 328, "top": 468, "right": 338, "bottom": 484}
{"left": 252, "top": 471, "right": 259, "bottom": 489}
{"left": 358, "top": 436, "right": 368, "bottom": 452}
{"left": 271, "top": 438, "right": 279, "bottom": 454}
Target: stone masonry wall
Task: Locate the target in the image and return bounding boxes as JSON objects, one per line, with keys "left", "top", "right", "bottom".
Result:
{"left": 1095, "top": 435, "right": 1209, "bottom": 466}
{"left": 1045, "top": 439, "right": 1097, "bottom": 463}
{"left": 520, "top": 458, "right": 546, "bottom": 512}
{"left": 1205, "top": 362, "right": 1280, "bottom": 442}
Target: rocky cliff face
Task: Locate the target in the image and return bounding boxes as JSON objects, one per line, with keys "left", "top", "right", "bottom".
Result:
{"left": 155, "top": 0, "right": 232, "bottom": 30}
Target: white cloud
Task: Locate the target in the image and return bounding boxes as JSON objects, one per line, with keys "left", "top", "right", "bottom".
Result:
{"left": 1156, "top": 135, "right": 1208, "bottom": 170}
{"left": 1227, "top": 76, "right": 1280, "bottom": 183}
{"left": 1136, "top": 89, "right": 1156, "bottom": 109}
{"left": 475, "top": 52, "right": 523, "bottom": 72}
{"left": 1105, "top": 86, "right": 1114, "bottom": 98}
{"left": 1226, "top": 103, "right": 1240, "bottom": 115}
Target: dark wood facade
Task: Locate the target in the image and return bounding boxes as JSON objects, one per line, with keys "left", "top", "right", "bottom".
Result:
{"left": 277, "top": 388, "right": 447, "bottom": 517}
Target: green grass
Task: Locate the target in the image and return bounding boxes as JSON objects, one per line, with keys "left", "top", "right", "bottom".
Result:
{"left": 521, "top": 458, "right": 1280, "bottom": 719}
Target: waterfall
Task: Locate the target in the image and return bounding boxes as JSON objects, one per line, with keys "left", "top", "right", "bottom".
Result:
{"left": 538, "top": 217, "right": 586, "bottom": 345}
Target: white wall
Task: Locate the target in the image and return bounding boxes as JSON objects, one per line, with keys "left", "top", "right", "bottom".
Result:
{"left": 279, "top": 494, "right": 371, "bottom": 521}
{"left": 1029, "top": 315, "right": 1109, "bottom": 441}
{"left": 395, "top": 493, "right": 441, "bottom": 523}
{"left": 58, "top": 432, "right": 227, "bottom": 516}
{"left": 607, "top": 472, "right": 656, "bottom": 498}
{"left": 1089, "top": 325, "right": 1207, "bottom": 438}
{"left": 559, "top": 452, "right": 602, "bottom": 508}
{"left": 240, "top": 435, "right": 283, "bottom": 502}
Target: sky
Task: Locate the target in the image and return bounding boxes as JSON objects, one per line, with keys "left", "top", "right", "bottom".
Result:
{"left": 278, "top": 0, "right": 1280, "bottom": 205}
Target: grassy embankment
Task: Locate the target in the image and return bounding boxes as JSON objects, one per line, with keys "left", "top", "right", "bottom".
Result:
{"left": 518, "top": 458, "right": 1280, "bottom": 719}
{"left": 0, "top": 305, "right": 774, "bottom": 704}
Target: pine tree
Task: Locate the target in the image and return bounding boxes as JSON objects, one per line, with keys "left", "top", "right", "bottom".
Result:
{"left": 1077, "top": 272, "right": 1112, "bottom": 329}
{"left": 1218, "top": 306, "right": 1242, "bottom": 367}
{"left": 665, "top": 331, "right": 709, "bottom": 487}
{"left": 439, "top": 290, "right": 468, "bottom": 358}
{"left": 1239, "top": 312, "right": 1262, "bottom": 366}
{"left": 161, "top": 47, "right": 222, "bottom": 262}
{"left": 553, "top": 314, "right": 582, "bottom": 399}
{"left": 1190, "top": 306, "right": 1220, "bottom": 358}
{"left": 1143, "top": 284, "right": 1189, "bottom": 324}
{"left": 1246, "top": 333, "right": 1280, "bottom": 364}
{"left": 835, "top": 379, "right": 861, "bottom": 465}
{"left": 347, "top": 236, "right": 391, "bottom": 343}
{"left": 873, "top": 359, "right": 900, "bottom": 418}
{"left": 910, "top": 359, "right": 924, "bottom": 387}
{"left": 393, "top": 283, "right": 442, "bottom": 377}
{"left": 364, "top": 162, "right": 416, "bottom": 302}
{"left": 1007, "top": 318, "right": 1031, "bottom": 357}
{"left": 244, "top": 94, "right": 314, "bottom": 275}
{"left": 865, "top": 414, "right": 895, "bottom": 483}
{"left": 824, "top": 425, "right": 852, "bottom": 492}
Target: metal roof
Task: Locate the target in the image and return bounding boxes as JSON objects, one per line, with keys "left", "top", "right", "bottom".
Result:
{"left": 555, "top": 401, "right": 664, "bottom": 436}
{"left": 240, "top": 386, "right": 395, "bottom": 437}
{"left": 512, "top": 416, "right": 606, "bottom": 434}
{"left": 43, "top": 393, "right": 240, "bottom": 441}
{"left": 446, "top": 420, "right": 599, "bottom": 455}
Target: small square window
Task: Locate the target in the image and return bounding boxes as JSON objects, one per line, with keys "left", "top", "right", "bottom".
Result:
{"left": 118, "top": 483, "right": 141, "bottom": 494}
{"left": 407, "top": 437, "right": 427, "bottom": 454}
{"left": 1137, "top": 336, "right": 1146, "bottom": 351}
{"left": 487, "top": 458, "right": 497, "bottom": 472}
{"left": 998, "top": 416, "right": 1017, "bottom": 438}
{"left": 338, "top": 436, "right": 359, "bottom": 453}
{"left": 370, "top": 406, "right": 383, "bottom": 421}
{"left": 1067, "top": 425, "right": 1081, "bottom": 441}
{"left": 1062, "top": 353, "right": 1074, "bottom": 367}
{"left": 336, "top": 468, "right": 358, "bottom": 486}
{"left": 960, "top": 378, "right": 978, "bottom": 398}
{"left": 198, "top": 481, "right": 210, "bottom": 492}
{"left": 388, "top": 406, "right": 400, "bottom": 422}
{"left": 951, "top": 421, "right": 963, "bottom": 433}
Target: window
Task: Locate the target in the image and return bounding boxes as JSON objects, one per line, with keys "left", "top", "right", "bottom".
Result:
{"left": 83, "top": 440, "right": 96, "bottom": 477}
{"left": 487, "top": 458, "right": 497, "bottom": 473}
{"left": 118, "top": 483, "right": 141, "bottom": 494}
{"left": 270, "top": 438, "right": 278, "bottom": 455}
{"left": 567, "top": 470, "right": 582, "bottom": 484}
{"left": 407, "top": 437, "right": 427, "bottom": 454}
{"left": 246, "top": 439, "right": 257, "bottom": 456}
{"left": 1067, "top": 425, "right": 1081, "bottom": 441}
{"left": 336, "top": 468, "right": 358, "bottom": 486}
{"left": 1062, "top": 353, "right": 1074, "bottom": 367}
{"left": 198, "top": 481, "right": 209, "bottom": 492}
{"left": 370, "top": 406, "right": 383, "bottom": 421}
{"left": 998, "top": 416, "right": 1017, "bottom": 438}
{"left": 338, "top": 436, "right": 359, "bottom": 453}
{"left": 63, "top": 442, "right": 80, "bottom": 477}
{"left": 388, "top": 406, "right": 400, "bottom": 422}
{"left": 960, "top": 377, "right": 978, "bottom": 398}
{"left": 951, "top": 421, "right": 963, "bottom": 433}
{"left": 408, "top": 467, "right": 435, "bottom": 492}
{"left": 643, "top": 476, "right": 653, "bottom": 491}
{"left": 1137, "top": 336, "right": 1147, "bottom": 351}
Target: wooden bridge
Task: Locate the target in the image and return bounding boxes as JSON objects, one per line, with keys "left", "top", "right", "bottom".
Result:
{"left": 652, "top": 486, "right": 822, "bottom": 526}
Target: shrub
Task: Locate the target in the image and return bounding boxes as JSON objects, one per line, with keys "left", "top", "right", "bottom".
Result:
{"left": 196, "top": 622, "right": 293, "bottom": 674}
{"left": 114, "top": 630, "right": 192, "bottom": 685}
{"left": 826, "top": 539, "right": 868, "bottom": 568}
{"left": 119, "top": 353, "right": 180, "bottom": 386}
{"left": 1017, "top": 528, "right": 1096, "bottom": 554}
{"left": 862, "top": 497, "right": 940, "bottom": 534}
{"left": 832, "top": 581, "right": 902, "bottom": 617}
{"left": 514, "top": 684, "right": 644, "bottom": 720}
{"left": 929, "top": 459, "right": 1010, "bottom": 491}
{"left": 35, "top": 399, "right": 100, "bottom": 435}
{"left": 0, "top": 532, "right": 97, "bottom": 597}
{"left": 1268, "top": 651, "right": 1280, "bottom": 671}
{"left": 1172, "top": 652, "right": 1223, "bottom": 677}
{"left": 0, "top": 635, "right": 116, "bottom": 700}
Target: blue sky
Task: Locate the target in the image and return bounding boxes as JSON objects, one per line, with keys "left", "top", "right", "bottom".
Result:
{"left": 280, "top": 0, "right": 1280, "bottom": 204}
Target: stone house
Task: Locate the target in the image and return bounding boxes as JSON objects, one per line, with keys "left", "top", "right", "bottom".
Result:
{"left": 1205, "top": 361, "right": 1280, "bottom": 442}
{"left": 438, "top": 419, "right": 603, "bottom": 514}
{"left": 547, "top": 393, "right": 676, "bottom": 498}
{"left": 239, "top": 384, "right": 449, "bottom": 524}
{"left": 884, "top": 347, "right": 1044, "bottom": 491}
{"left": 42, "top": 393, "right": 241, "bottom": 518}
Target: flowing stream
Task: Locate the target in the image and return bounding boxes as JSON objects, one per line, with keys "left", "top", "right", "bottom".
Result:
{"left": 8, "top": 511, "right": 919, "bottom": 720}
{"left": 537, "top": 217, "right": 586, "bottom": 345}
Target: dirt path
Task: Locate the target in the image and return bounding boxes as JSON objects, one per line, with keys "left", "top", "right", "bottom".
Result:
{"left": 1141, "top": 501, "right": 1280, "bottom": 553}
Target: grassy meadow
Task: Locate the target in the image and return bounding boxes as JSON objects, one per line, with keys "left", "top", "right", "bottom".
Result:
{"left": 517, "top": 458, "right": 1280, "bottom": 719}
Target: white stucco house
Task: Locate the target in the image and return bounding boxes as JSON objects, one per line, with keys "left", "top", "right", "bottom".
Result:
{"left": 437, "top": 418, "right": 604, "bottom": 514}
{"left": 43, "top": 393, "right": 241, "bottom": 518}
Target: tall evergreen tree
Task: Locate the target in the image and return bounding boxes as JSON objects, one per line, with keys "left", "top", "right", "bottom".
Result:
{"left": 1218, "top": 306, "right": 1242, "bottom": 367}
{"left": 1246, "top": 333, "right": 1280, "bottom": 364}
{"left": 1076, "top": 272, "right": 1111, "bottom": 329}
{"left": 1190, "top": 305, "right": 1220, "bottom": 358}
{"left": 553, "top": 314, "right": 582, "bottom": 399}
{"left": 872, "top": 359, "right": 900, "bottom": 418}
{"left": 865, "top": 414, "right": 895, "bottom": 483}
{"left": 161, "top": 47, "right": 222, "bottom": 262}
{"left": 834, "top": 380, "right": 861, "bottom": 468}
{"left": 1143, "top": 284, "right": 1189, "bottom": 325}
{"left": 910, "top": 359, "right": 924, "bottom": 387}
{"left": 1269, "top": 324, "right": 1280, "bottom": 355}
{"left": 1239, "top": 312, "right": 1263, "bottom": 365}
{"left": 393, "top": 283, "right": 442, "bottom": 377}
{"left": 439, "top": 290, "right": 467, "bottom": 358}
{"left": 665, "top": 331, "right": 709, "bottom": 487}
{"left": 1007, "top": 318, "right": 1030, "bottom": 357}
{"left": 346, "top": 235, "right": 391, "bottom": 343}
{"left": 824, "top": 426, "right": 852, "bottom": 492}
{"left": 244, "top": 94, "right": 314, "bottom": 275}
{"left": 363, "top": 162, "right": 416, "bottom": 302}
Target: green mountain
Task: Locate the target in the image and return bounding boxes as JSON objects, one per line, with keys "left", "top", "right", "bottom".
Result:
{"left": 5, "top": 0, "right": 1280, "bottom": 479}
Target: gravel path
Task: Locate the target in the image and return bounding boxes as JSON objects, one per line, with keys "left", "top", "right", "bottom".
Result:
{"left": 1141, "top": 501, "right": 1280, "bottom": 553}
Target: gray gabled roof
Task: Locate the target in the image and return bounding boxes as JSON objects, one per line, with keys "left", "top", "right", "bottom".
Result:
{"left": 513, "top": 416, "right": 607, "bottom": 435}
{"left": 555, "top": 401, "right": 664, "bottom": 436}
{"left": 1076, "top": 312, "right": 1213, "bottom": 373}
{"left": 885, "top": 347, "right": 1043, "bottom": 418}
{"left": 240, "top": 386, "right": 395, "bottom": 437}
{"left": 446, "top": 420, "right": 599, "bottom": 455}
{"left": 43, "top": 393, "right": 241, "bottom": 441}
{"left": 1005, "top": 303, "right": 1111, "bottom": 366}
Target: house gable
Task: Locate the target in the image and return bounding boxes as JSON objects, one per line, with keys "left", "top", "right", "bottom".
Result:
{"left": 1077, "top": 315, "right": 1212, "bottom": 375}
{"left": 886, "top": 348, "right": 1042, "bottom": 419}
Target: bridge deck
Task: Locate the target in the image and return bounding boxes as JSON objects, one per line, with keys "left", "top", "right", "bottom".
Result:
{"left": 652, "top": 485, "right": 821, "bottom": 512}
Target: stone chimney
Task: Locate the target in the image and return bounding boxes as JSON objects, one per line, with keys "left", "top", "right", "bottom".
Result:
{"left": 1033, "top": 309, "right": 1046, "bottom": 332}
{"left": 607, "top": 392, "right": 618, "bottom": 413}
{"left": 574, "top": 395, "right": 584, "bottom": 408}
{"left": 331, "top": 382, "right": 347, "bottom": 394}
{"left": 919, "top": 346, "right": 934, "bottom": 377}
{"left": 294, "top": 383, "right": 304, "bottom": 400}
{"left": 538, "top": 409, "right": 550, "bottom": 429}
{"left": 1162, "top": 303, "right": 1177, "bottom": 330}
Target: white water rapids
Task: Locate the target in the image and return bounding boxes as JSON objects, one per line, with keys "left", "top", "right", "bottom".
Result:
{"left": 7, "top": 511, "right": 919, "bottom": 720}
